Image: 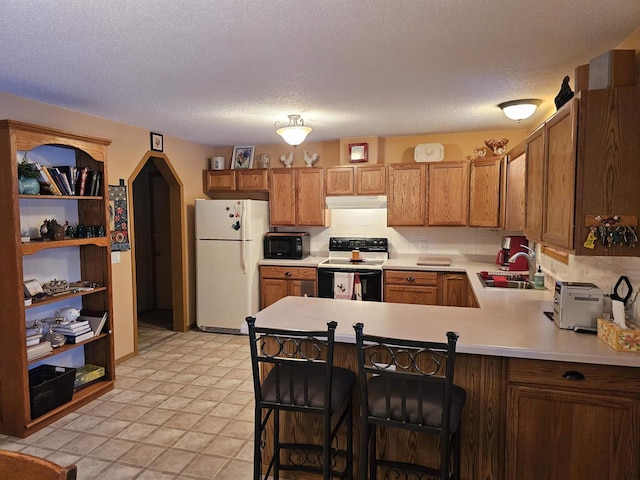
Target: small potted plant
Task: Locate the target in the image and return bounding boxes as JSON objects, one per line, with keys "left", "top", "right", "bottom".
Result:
{"left": 17, "top": 159, "right": 41, "bottom": 195}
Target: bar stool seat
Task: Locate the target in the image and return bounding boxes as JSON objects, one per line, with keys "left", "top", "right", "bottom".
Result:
{"left": 247, "top": 316, "right": 355, "bottom": 480}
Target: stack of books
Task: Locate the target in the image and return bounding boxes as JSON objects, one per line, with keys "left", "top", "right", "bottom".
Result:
{"left": 52, "top": 321, "right": 93, "bottom": 344}
{"left": 78, "top": 310, "right": 108, "bottom": 337}
{"left": 26, "top": 333, "right": 42, "bottom": 347}
{"left": 30, "top": 162, "right": 102, "bottom": 196}
{"left": 27, "top": 341, "right": 53, "bottom": 361}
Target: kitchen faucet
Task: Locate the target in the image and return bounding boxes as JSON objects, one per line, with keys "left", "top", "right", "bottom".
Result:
{"left": 508, "top": 245, "right": 536, "bottom": 283}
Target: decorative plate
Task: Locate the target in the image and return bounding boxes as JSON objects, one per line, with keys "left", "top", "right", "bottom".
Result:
{"left": 414, "top": 143, "right": 444, "bottom": 162}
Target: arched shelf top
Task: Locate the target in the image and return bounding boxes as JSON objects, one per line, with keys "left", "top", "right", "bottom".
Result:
{"left": 1, "top": 120, "right": 111, "bottom": 162}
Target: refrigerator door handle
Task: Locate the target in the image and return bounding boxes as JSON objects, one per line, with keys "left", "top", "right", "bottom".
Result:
{"left": 239, "top": 201, "right": 248, "bottom": 273}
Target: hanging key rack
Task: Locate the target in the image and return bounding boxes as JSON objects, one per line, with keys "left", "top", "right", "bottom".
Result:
{"left": 583, "top": 215, "right": 638, "bottom": 250}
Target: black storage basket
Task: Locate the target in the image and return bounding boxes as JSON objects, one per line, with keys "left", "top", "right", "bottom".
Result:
{"left": 28, "top": 365, "right": 77, "bottom": 419}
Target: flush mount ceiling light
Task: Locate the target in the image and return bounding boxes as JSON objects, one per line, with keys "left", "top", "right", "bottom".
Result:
{"left": 498, "top": 99, "right": 542, "bottom": 121}
{"left": 275, "top": 114, "right": 312, "bottom": 146}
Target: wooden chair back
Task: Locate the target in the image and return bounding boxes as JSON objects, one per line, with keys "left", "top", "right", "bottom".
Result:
{"left": 0, "top": 450, "right": 77, "bottom": 480}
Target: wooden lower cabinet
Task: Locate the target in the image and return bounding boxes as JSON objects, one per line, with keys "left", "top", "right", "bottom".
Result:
{"left": 384, "top": 270, "right": 477, "bottom": 307}
{"left": 259, "top": 348, "right": 640, "bottom": 480}
{"left": 259, "top": 266, "right": 317, "bottom": 309}
{"left": 384, "top": 270, "right": 438, "bottom": 305}
{"left": 506, "top": 358, "right": 640, "bottom": 480}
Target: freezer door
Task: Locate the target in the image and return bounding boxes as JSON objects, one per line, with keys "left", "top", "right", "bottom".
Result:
{"left": 196, "top": 239, "right": 260, "bottom": 331}
{"left": 195, "top": 199, "right": 269, "bottom": 241}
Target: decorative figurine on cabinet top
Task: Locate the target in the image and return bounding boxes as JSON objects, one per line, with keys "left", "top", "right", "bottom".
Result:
{"left": 303, "top": 151, "right": 319, "bottom": 167}
{"left": 280, "top": 151, "right": 294, "bottom": 168}
{"left": 484, "top": 138, "right": 509, "bottom": 156}
{"left": 555, "top": 75, "right": 574, "bottom": 110}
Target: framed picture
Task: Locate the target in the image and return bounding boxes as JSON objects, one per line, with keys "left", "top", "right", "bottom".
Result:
{"left": 150, "top": 132, "right": 163, "bottom": 152}
{"left": 349, "top": 143, "right": 368, "bottom": 163}
{"left": 231, "top": 145, "right": 255, "bottom": 169}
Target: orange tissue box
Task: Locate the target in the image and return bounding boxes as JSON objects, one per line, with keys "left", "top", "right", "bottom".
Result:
{"left": 597, "top": 318, "right": 640, "bottom": 352}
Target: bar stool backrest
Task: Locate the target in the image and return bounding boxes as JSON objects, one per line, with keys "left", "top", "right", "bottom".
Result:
{"left": 247, "top": 317, "right": 337, "bottom": 413}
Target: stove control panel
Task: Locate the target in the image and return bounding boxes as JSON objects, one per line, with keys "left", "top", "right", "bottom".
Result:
{"left": 329, "top": 237, "right": 388, "bottom": 252}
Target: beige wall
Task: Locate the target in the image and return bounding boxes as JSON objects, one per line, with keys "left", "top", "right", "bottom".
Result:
{"left": 1, "top": 91, "right": 213, "bottom": 360}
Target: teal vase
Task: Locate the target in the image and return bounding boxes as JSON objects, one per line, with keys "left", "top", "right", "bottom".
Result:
{"left": 21, "top": 177, "right": 40, "bottom": 195}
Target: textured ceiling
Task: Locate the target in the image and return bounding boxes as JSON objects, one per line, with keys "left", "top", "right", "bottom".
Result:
{"left": 0, "top": 1, "right": 638, "bottom": 146}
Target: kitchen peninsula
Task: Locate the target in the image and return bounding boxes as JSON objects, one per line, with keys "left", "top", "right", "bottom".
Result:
{"left": 245, "top": 261, "right": 640, "bottom": 480}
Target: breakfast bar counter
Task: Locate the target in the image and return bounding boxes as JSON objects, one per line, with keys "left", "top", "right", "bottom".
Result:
{"left": 245, "top": 260, "right": 639, "bottom": 480}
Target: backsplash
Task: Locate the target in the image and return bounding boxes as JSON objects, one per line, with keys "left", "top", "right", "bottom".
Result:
{"left": 538, "top": 247, "right": 640, "bottom": 320}
{"left": 282, "top": 208, "right": 506, "bottom": 255}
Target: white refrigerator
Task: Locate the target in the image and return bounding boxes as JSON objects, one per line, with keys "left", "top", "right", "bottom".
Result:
{"left": 195, "top": 199, "right": 270, "bottom": 332}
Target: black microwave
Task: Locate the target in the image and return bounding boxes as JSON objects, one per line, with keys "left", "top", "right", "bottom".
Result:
{"left": 264, "top": 232, "right": 310, "bottom": 259}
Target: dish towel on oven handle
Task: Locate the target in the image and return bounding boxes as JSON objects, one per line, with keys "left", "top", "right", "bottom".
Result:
{"left": 354, "top": 272, "right": 362, "bottom": 301}
{"left": 334, "top": 272, "right": 354, "bottom": 300}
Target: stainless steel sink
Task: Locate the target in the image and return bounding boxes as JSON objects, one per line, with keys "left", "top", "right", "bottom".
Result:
{"left": 477, "top": 272, "right": 533, "bottom": 289}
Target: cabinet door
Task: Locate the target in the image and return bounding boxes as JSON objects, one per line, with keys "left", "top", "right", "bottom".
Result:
{"left": 269, "top": 169, "right": 296, "bottom": 226}
{"left": 469, "top": 158, "right": 501, "bottom": 227}
{"left": 260, "top": 278, "right": 289, "bottom": 309}
{"left": 439, "top": 273, "right": 468, "bottom": 307}
{"left": 387, "top": 164, "right": 427, "bottom": 226}
{"left": 203, "top": 170, "right": 236, "bottom": 192}
{"left": 326, "top": 166, "right": 354, "bottom": 195}
{"left": 296, "top": 168, "right": 326, "bottom": 226}
{"left": 543, "top": 99, "right": 577, "bottom": 249}
{"left": 428, "top": 162, "right": 469, "bottom": 226}
{"left": 524, "top": 125, "right": 545, "bottom": 241}
{"left": 237, "top": 169, "right": 268, "bottom": 191}
{"left": 504, "top": 153, "right": 526, "bottom": 231}
{"left": 355, "top": 165, "right": 386, "bottom": 195}
{"left": 507, "top": 385, "right": 638, "bottom": 480}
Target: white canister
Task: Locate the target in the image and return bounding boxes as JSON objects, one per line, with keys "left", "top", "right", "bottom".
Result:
{"left": 210, "top": 156, "right": 225, "bottom": 170}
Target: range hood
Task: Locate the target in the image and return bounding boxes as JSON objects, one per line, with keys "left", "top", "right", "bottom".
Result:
{"left": 325, "top": 195, "right": 388, "bottom": 209}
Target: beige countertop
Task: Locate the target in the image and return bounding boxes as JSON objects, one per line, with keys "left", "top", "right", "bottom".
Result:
{"left": 259, "top": 255, "right": 327, "bottom": 267}
{"left": 247, "top": 255, "right": 640, "bottom": 368}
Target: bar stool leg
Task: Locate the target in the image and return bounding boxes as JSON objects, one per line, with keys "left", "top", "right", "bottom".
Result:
{"left": 323, "top": 407, "right": 331, "bottom": 479}
{"left": 369, "top": 424, "right": 377, "bottom": 479}
{"left": 253, "top": 406, "right": 262, "bottom": 480}
{"left": 453, "top": 428, "right": 461, "bottom": 480}
{"left": 346, "top": 397, "right": 353, "bottom": 479}
{"left": 274, "top": 409, "right": 280, "bottom": 480}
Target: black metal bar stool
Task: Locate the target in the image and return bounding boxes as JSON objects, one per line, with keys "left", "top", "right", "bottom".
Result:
{"left": 247, "top": 316, "right": 356, "bottom": 479}
{"left": 353, "top": 323, "right": 466, "bottom": 480}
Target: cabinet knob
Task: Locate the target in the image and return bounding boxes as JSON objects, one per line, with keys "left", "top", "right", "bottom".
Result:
{"left": 285, "top": 272, "right": 292, "bottom": 277}
{"left": 407, "top": 276, "right": 415, "bottom": 282}
{"left": 562, "top": 370, "right": 585, "bottom": 380}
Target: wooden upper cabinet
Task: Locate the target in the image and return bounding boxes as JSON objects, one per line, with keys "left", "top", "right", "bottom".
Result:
{"left": 269, "top": 168, "right": 326, "bottom": 227}
{"left": 268, "top": 169, "right": 296, "bottom": 225}
{"left": 203, "top": 170, "right": 236, "bottom": 191}
{"left": 203, "top": 169, "right": 268, "bottom": 193}
{"left": 387, "top": 164, "right": 427, "bottom": 226}
{"left": 325, "top": 166, "right": 355, "bottom": 195}
{"left": 296, "top": 168, "right": 326, "bottom": 226}
{"left": 542, "top": 99, "right": 577, "bottom": 249}
{"left": 524, "top": 125, "right": 545, "bottom": 241}
{"left": 504, "top": 152, "right": 526, "bottom": 231}
{"left": 355, "top": 165, "right": 386, "bottom": 195}
{"left": 469, "top": 157, "right": 501, "bottom": 227}
{"left": 325, "top": 165, "right": 386, "bottom": 196}
{"left": 428, "top": 161, "right": 469, "bottom": 226}
{"left": 236, "top": 169, "right": 268, "bottom": 191}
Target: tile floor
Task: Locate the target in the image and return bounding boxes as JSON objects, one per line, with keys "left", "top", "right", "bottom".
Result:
{"left": 0, "top": 323, "right": 259, "bottom": 479}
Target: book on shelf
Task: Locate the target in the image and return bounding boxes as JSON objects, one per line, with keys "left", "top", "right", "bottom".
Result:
{"left": 51, "top": 320, "right": 89, "bottom": 332}
{"left": 39, "top": 165, "right": 63, "bottom": 195}
{"left": 77, "top": 166, "right": 89, "bottom": 195}
{"left": 27, "top": 341, "right": 52, "bottom": 361}
{"left": 26, "top": 335, "right": 42, "bottom": 347}
{"left": 50, "top": 167, "right": 73, "bottom": 195}
{"left": 64, "top": 330, "right": 94, "bottom": 344}
{"left": 87, "top": 170, "right": 101, "bottom": 196}
{"left": 74, "top": 364, "right": 106, "bottom": 389}
{"left": 52, "top": 165, "right": 77, "bottom": 195}
{"left": 78, "top": 310, "right": 108, "bottom": 337}
{"left": 53, "top": 327, "right": 92, "bottom": 337}
{"left": 30, "top": 162, "right": 55, "bottom": 195}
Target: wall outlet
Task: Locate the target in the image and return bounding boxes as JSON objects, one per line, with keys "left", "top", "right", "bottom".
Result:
{"left": 111, "top": 252, "right": 121, "bottom": 264}
{"left": 420, "top": 240, "right": 428, "bottom": 251}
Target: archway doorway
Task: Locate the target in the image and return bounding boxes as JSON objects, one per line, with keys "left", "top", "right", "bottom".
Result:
{"left": 130, "top": 153, "right": 187, "bottom": 350}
